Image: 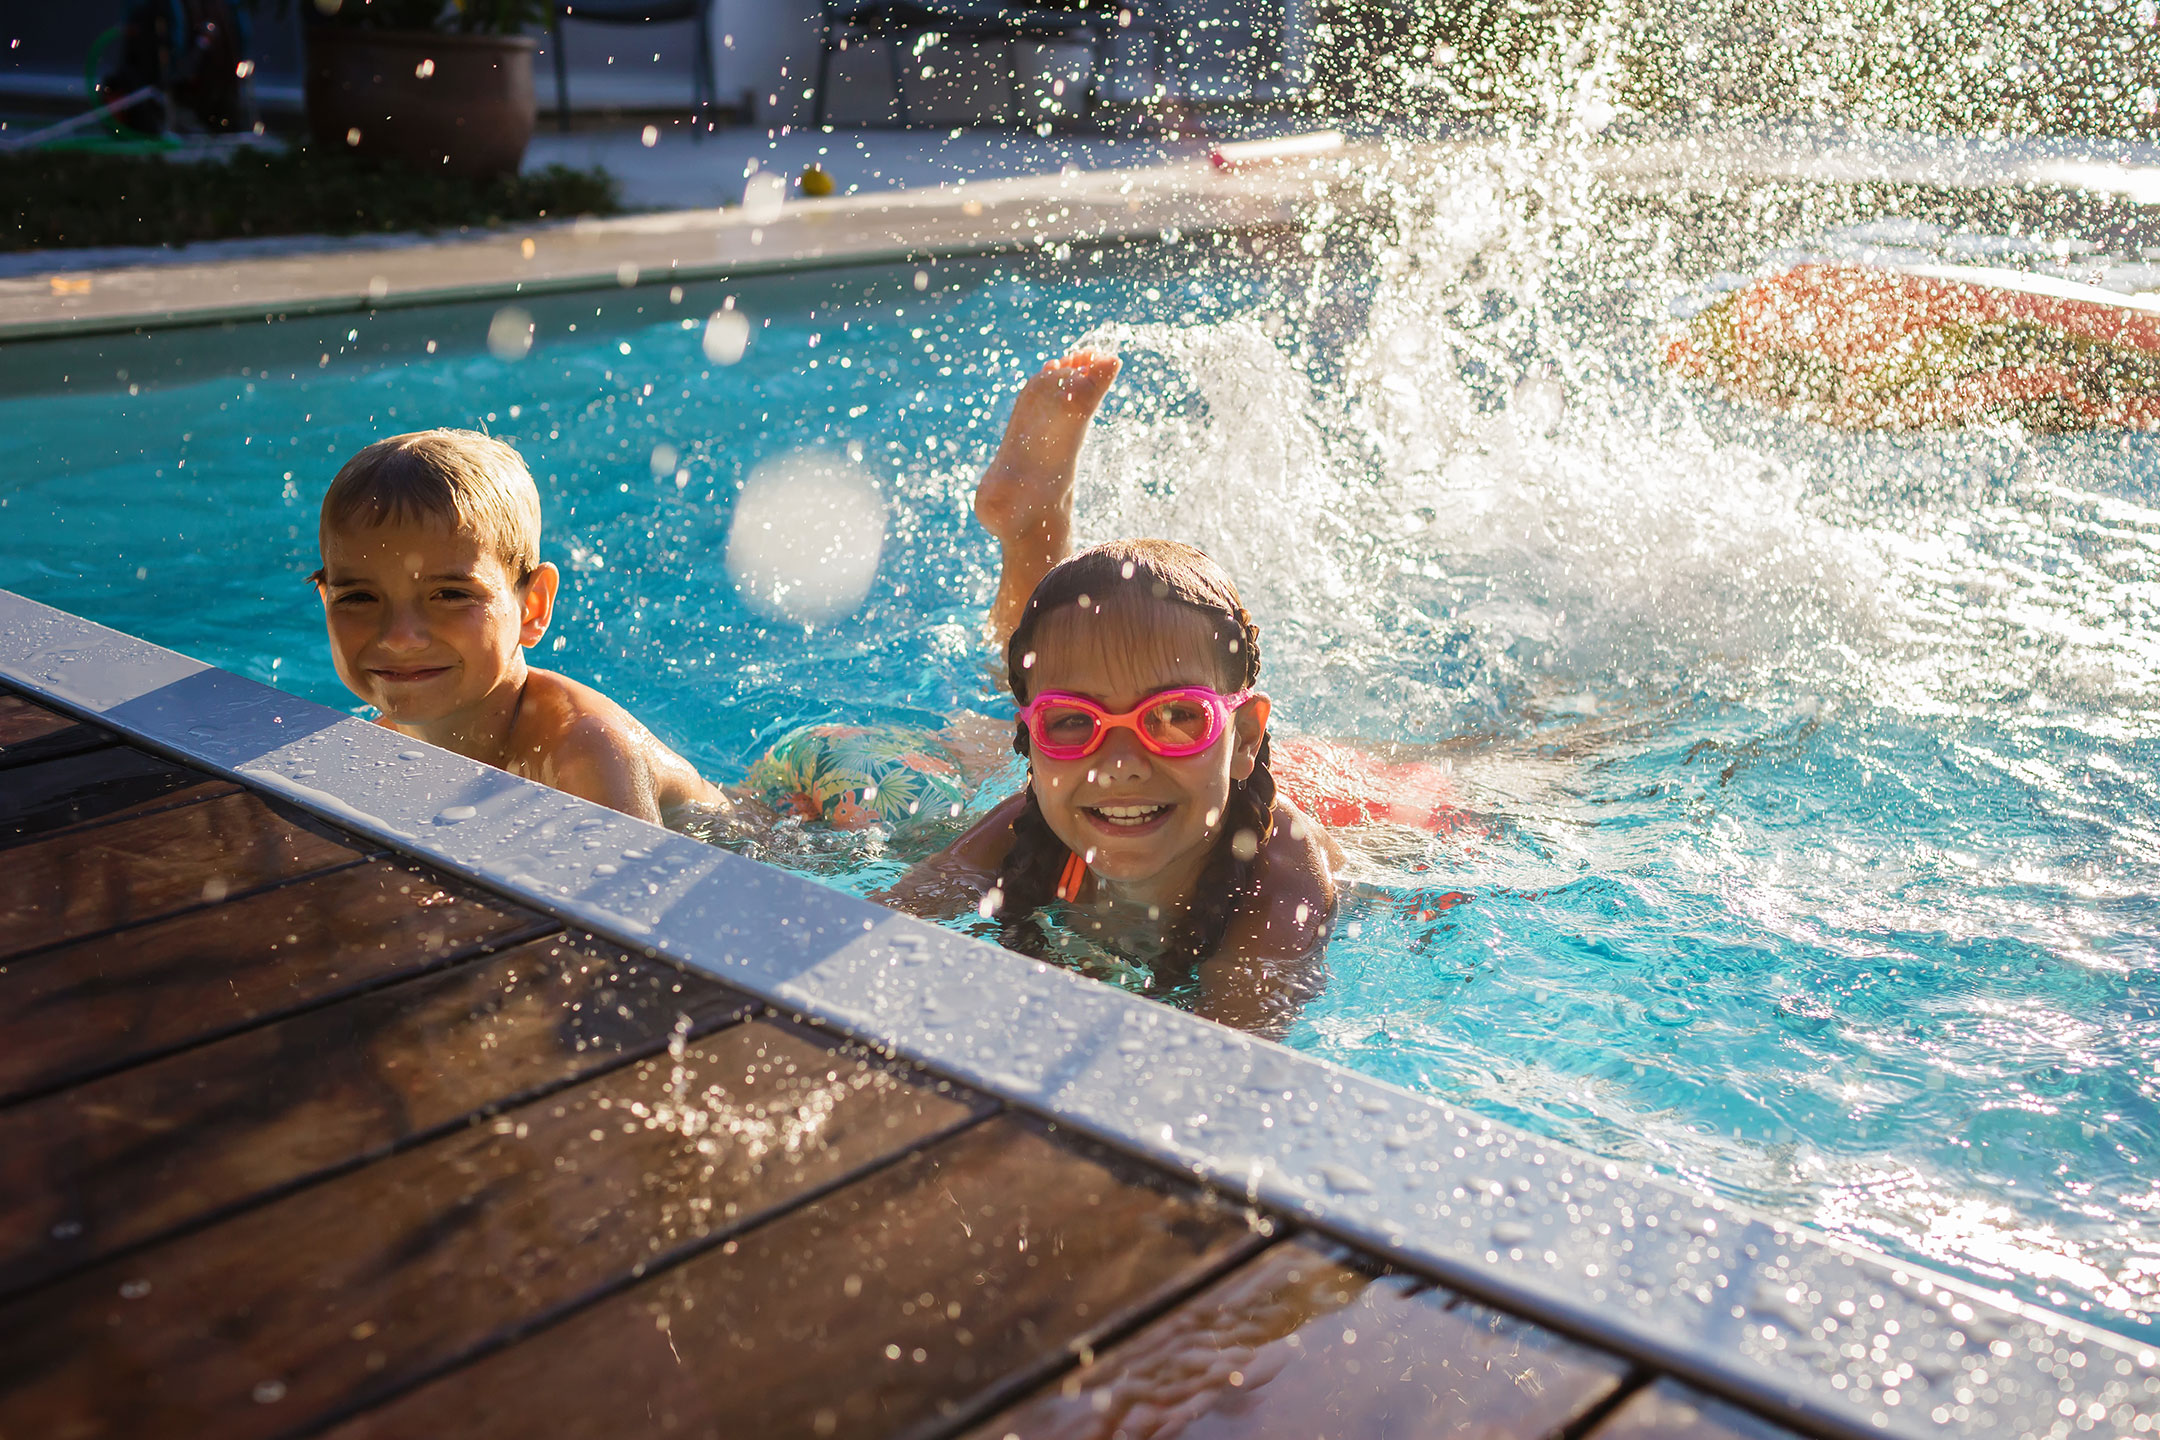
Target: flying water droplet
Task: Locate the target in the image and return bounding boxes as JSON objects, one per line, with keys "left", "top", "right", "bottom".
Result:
{"left": 741, "top": 171, "right": 786, "bottom": 225}
{"left": 486, "top": 306, "right": 533, "bottom": 362}
{"left": 703, "top": 309, "right": 750, "bottom": 365}
{"left": 724, "top": 451, "right": 887, "bottom": 625}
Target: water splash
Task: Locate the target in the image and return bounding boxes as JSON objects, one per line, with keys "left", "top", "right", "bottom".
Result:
{"left": 1046, "top": 12, "right": 2160, "bottom": 1331}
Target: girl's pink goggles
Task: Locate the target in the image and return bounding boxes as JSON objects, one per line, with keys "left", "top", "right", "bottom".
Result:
{"left": 1019, "top": 686, "right": 1252, "bottom": 761}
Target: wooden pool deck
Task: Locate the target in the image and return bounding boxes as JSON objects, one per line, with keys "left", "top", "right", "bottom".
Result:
{"left": 0, "top": 683, "right": 1811, "bottom": 1440}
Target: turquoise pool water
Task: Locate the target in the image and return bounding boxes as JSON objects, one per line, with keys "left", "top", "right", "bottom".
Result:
{"left": 5, "top": 182, "right": 2158, "bottom": 1338}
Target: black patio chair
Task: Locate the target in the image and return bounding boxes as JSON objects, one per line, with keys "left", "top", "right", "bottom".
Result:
{"left": 813, "top": 0, "right": 1180, "bottom": 128}
{"left": 549, "top": 0, "right": 719, "bottom": 134}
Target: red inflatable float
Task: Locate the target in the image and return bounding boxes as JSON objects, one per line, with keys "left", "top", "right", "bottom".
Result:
{"left": 1664, "top": 261, "right": 2160, "bottom": 430}
{"left": 1272, "top": 736, "right": 1466, "bottom": 832}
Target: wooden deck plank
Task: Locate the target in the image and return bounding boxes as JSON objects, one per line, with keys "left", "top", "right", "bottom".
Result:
{"left": 962, "top": 1235, "right": 1630, "bottom": 1440}
{"left": 0, "top": 859, "right": 554, "bottom": 1106}
{"left": 320, "top": 1114, "right": 1259, "bottom": 1440}
{"left": 0, "top": 935, "right": 753, "bottom": 1297}
{"left": 0, "top": 694, "right": 78, "bottom": 748}
{"left": 1586, "top": 1379, "right": 1806, "bottom": 1439}
{"left": 0, "top": 745, "right": 238, "bottom": 846}
{"left": 0, "top": 692, "right": 113, "bottom": 770}
{"left": 0, "top": 789, "right": 365, "bottom": 958}
{"left": 0, "top": 1017, "right": 982, "bottom": 1440}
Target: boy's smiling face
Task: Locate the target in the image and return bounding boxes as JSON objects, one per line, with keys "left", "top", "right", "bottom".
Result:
{"left": 1023, "top": 598, "right": 1269, "bottom": 911}
{"left": 317, "top": 517, "right": 556, "bottom": 728}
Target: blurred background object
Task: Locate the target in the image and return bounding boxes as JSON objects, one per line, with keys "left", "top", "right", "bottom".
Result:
{"left": 2, "top": 0, "right": 1338, "bottom": 135}
{"left": 301, "top": 1, "right": 543, "bottom": 178}
{"left": 548, "top": 0, "right": 719, "bottom": 133}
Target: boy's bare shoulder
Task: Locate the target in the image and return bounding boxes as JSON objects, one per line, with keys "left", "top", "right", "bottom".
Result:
{"left": 514, "top": 667, "right": 725, "bottom": 825}
{"left": 518, "top": 666, "right": 643, "bottom": 740}
{"left": 500, "top": 667, "right": 666, "bottom": 817}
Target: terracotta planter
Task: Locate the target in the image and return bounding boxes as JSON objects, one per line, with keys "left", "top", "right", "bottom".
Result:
{"left": 306, "top": 28, "right": 536, "bottom": 181}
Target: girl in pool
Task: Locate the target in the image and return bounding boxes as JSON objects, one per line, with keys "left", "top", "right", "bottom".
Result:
{"left": 880, "top": 352, "right": 1339, "bottom": 1035}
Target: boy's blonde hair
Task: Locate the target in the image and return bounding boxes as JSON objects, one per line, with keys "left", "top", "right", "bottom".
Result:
{"left": 318, "top": 429, "right": 542, "bottom": 580}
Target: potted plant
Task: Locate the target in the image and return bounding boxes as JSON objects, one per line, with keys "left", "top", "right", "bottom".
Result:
{"left": 302, "top": 0, "right": 545, "bottom": 179}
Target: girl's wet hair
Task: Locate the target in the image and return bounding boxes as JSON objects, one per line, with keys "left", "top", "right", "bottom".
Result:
{"left": 994, "top": 538, "right": 1276, "bottom": 966}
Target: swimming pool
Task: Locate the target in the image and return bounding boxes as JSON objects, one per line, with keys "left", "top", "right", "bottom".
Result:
{"left": 5, "top": 156, "right": 2157, "bottom": 1343}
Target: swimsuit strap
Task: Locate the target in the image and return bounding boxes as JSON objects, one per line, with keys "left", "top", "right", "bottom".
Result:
{"left": 1055, "top": 851, "right": 1088, "bottom": 903}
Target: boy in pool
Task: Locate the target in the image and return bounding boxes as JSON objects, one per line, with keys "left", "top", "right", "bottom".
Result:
{"left": 313, "top": 428, "right": 1019, "bottom": 834}
{"left": 312, "top": 429, "right": 731, "bottom": 828}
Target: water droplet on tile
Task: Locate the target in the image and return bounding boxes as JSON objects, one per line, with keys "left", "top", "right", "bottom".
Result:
{"left": 1317, "top": 1163, "right": 1373, "bottom": 1194}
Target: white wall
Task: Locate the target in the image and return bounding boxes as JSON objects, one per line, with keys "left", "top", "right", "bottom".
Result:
{"left": 716, "top": 0, "right": 825, "bottom": 127}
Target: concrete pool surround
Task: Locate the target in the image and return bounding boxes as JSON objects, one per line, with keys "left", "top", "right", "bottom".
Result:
{"left": 2, "top": 590, "right": 2152, "bottom": 1440}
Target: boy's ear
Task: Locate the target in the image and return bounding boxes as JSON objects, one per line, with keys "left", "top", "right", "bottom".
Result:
{"left": 519, "top": 561, "right": 560, "bottom": 648}
{"left": 1229, "top": 692, "right": 1271, "bottom": 781}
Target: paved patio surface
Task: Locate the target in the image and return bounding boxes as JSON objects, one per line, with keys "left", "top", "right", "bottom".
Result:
{"left": 0, "top": 120, "right": 1266, "bottom": 283}
{"left": 528, "top": 122, "right": 1219, "bottom": 210}
{"left": 0, "top": 139, "right": 1353, "bottom": 341}
{"left": 15, "top": 119, "right": 2160, "bottom": 301}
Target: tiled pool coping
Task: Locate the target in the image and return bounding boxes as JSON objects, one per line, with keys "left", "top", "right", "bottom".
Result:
{"left": 3, "top": 587, "right": 2151, "bottom": 1440}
